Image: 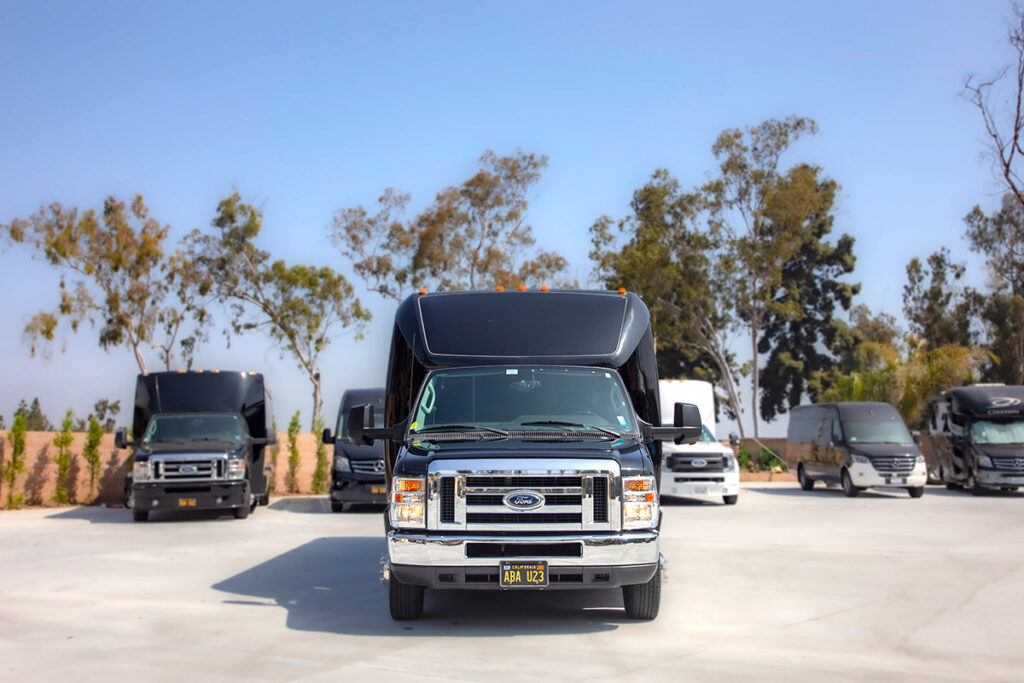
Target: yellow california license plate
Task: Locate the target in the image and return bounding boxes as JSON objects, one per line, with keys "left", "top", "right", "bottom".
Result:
{"left": 177, "top": 498, "right": 197, "bottom": 507}
{"left": 500, "top": 561, "right": 548, "bottom": 588}
{"left": 370, "top": 485, "right": 386, "bottom": 495}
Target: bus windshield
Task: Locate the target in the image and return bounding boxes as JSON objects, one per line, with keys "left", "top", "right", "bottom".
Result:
{"left": 142, "top": 413, "right": 245, "bottom": 444}
{"left": 411, "top": 366, "right": 638, "bottom": 434}
{"left": 971, "top": 419, "right": 1024, "bottom": 445}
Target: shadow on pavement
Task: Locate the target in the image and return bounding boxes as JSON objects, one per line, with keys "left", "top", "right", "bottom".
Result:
{"left": 46, "top": 506, "right": 245, "bottom": 524}
{"left": 268, "top": 498, "right": 385, "bottom": 514}
{"left": 744, "top": 485, "right": 918, "bottom": 500}
{"left": 661, "top": 495, "right": 724, "bottom": 507}
{"left": 213, "top": 536, "right": 627, "bottom": 636}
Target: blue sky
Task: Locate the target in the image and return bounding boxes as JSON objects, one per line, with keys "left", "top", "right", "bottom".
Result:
{"left": 0, "top": 0, "right": 1013, "bottom": 435}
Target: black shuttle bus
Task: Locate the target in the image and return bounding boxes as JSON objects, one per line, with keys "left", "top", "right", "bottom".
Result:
{"left": 323, "top": 387, "right": 387, "bottom": 512}
{"left": 929, "top": 384, "right": 1024, "bottom": 494}
{"left": 346, "top": 289, "right": 701, "bottom": 620}
{"left": 116, "top": 371, "right": 274, "bottom": 521}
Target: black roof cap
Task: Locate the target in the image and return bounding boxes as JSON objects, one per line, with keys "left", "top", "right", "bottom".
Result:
{"left": 949, "top": 385, "right": 1024, "bottom": 417}
{"left": 395, "top": 290, "right": 650, "bottom": 368}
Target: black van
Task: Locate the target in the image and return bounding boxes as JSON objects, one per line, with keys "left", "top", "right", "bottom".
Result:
{"left": 346, "top": 289, "right": 701, "bottom": 620}
{"left": 323, "top": 387, "right": 387, "bottom": 512}
{"left": 929, "top": 384, "right": 1024, "bottom": 494}
{"left": 116, "top": 371, "right": 274, "bottom": 521}
{"left": 788, "top": 402, "right": 926, "bottom": 498}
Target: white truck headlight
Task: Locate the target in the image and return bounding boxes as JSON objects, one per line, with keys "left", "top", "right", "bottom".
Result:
{"left": 391, "top": 477, "right": 426, "bottom": 528}
{"left": 226, "top": 458, "right": 246, "bottom": 480}
{"left": 723, "top": 453, "right": 738, "bottom": 472}
{"left": 622, "top": 475, "right": 658, "bottom": 529}
{"left": 334, "top": 455, "right": 351, "bottom": 471}
{"left": 132, "top": 461, "right": 151, "bottom": 482}
{"left": 852, "top": 454, "right": 871, "bottom": 465}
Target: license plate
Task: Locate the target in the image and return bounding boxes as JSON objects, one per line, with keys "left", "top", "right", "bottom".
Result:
{"left": 694, "top": 486, "right": 710, "bottom": 495}
{"left": 499, "top": 561, "right": 548, "bottom": 588}
{"left": 886, "top": 477, "right": 907, "bottom": 485}
{"left": 370, "top": 485, "right": 386, "bottom": 495}
{"left": 177, "top": 498, "right": 197, "bottom": 507}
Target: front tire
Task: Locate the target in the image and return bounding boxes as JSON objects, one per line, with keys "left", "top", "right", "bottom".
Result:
{"left": 907, "top": 486, "right": 925, "bottom": 498}
{"left": 331, "top": 501, "right": 347, "bottom": 513}
{"left": 798, "top": 464, "right": 814, "bottom": 491}
{"left": 389, "top": 575, "right": 425, "bottom": 620}
{"left": 622, "top": 567, "right": 661, "bottom": 620}
{"left": 723, "top": 494, "right": 738, "bottom": 505}
{"left": 841, "top": 468, "right": 860, "bottom": 498}
{"left": 132, "top": 508, "right": 148, "bottom": 522}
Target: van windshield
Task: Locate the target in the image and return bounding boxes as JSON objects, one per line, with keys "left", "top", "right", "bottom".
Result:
{"left": 411, "top": 366, "right": 638, "bottom": 435}
{"left": 843, "top": 418, "right": 913, "bottom": 445}
{"left": 142, "top": 413, "right": 245, "bottom": 444}
{"left": 971, "top": 419, "right": 1024, "bottom": 445}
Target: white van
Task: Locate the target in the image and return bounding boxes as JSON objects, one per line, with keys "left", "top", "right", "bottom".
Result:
{"left": 659, "top": 379, "right": 740, "bottom": 505}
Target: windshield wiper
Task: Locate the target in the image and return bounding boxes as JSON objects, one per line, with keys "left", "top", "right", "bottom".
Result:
{"left": 519, "top": 420, "right": 622, "bottom": 438}
{"left": 411, "top": 424, "right": 510, "bottom": 437}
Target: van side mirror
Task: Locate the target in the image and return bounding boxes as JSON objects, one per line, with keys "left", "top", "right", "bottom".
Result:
{"left": 115, "top": 428, "right": 129, "bottom": 450}
{"left": 322, "top": 428, "right": 335, "bottom": 445}
{"left": 912, "top": 431, "right": 921, "bottom": 446}
{"left": 729, "top": 432, "right": 740, "bottom": 448}
{"left": 650, "top": 402, "right": 702, "bottom": 445}
{"left": 347, "top": 404, "right": 375, "bottom": 446}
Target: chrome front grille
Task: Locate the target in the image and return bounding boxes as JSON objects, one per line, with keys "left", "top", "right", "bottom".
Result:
{"left": 427, "top": 458, "right": 620, "bottom": 532}
{"left": 351, "top": 459, "right": 386, "bottom": 475}
{"left": 992, "top": 457, "right": 1024, "bottom": 470}
{"left": 667, "top": 454, "right": 726, "bottom": 472}
{"left": 870, "top": 456, "right": 916, "bottom": 473}
{"left": 155, "top": 457, "right": 219, "bottom": 481}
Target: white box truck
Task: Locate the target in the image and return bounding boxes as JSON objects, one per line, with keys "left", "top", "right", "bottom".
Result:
{"left": 659, "top": 379, "right": 740, "bottom": 505}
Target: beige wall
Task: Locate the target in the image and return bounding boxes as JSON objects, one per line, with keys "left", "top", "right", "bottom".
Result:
{"left": 0, "top": 430, "right": 332, "bottom": 508}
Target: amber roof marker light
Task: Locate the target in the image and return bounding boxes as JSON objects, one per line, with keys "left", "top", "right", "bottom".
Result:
{"left": 540, "top": 285, "right": 549, "bottom": 292}
{"left": 518, "top": 284, "right": 527, "bottom": 291}
{"left": 418, "top": 288, "right": 427, "bottom": 295}
{"left": 495, "top": 285, "right": 504, "bottom": 292}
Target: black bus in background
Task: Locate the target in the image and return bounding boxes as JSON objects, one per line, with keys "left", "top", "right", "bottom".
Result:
{"left": 347, "top": 289, "right": 701, "bottom": 620}
{"left": 788, "top": 402, "right": 927, "bottom": 498}
{"left": 322, "top": 387, "right": 387, "bottom": 512}
{"left": 116, "top": 371, "right": 274, "bottom": 522}
{"left": 929, "top": 384, "right": 1024, "bottom": 494}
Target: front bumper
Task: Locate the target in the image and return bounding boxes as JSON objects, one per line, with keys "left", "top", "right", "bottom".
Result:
{"left": 133, "top": 481, "right": 246, "bottom": 511}
{"left": 387, "top": 529, "right": 659, "bottom": 589}
{"left": 975, "top": 470, "right": 1024, "bottom": 488}
{"left": 660, "top": 471, "right": 739, "bottom": 498}
{"left": 849, "top": 462, "right": 927, "bottom": 488}
{"left": 330, "top": 474, "right": 387, "bottom": 504}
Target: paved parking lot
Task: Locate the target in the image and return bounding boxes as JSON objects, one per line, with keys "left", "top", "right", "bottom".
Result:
{"left": 1, "top": 483, "right": 1022, "bottom": 681}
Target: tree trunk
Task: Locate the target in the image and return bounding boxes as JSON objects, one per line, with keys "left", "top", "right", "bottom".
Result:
{"left": 133, "top": 343, "right": 148, "bottom": 375}
{"left": 750, "top": 327, "right": 760, "bottom": 438}
{"left": 310, "top": 371, "right": 322, "bottom": 431}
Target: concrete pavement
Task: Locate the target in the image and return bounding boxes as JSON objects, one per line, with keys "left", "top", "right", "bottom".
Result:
{"left": 0, "top": 483, "right": 1022, "bottom": 681}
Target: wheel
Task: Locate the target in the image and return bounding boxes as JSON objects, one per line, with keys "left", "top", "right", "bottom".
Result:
{"left": 969, "top": 477, "right": 985, "bottom": 496}
{"left": 132, "top": 508, "right": 148, "bottom": 522}
{"left": 622, "top": 566, "right": 661, "bottom": 620}
{"left": 945, "top": 482, "right": 963, "bottom": 491}
{"left": 907, "top": 486, "right": 925, "bottom": 498}
{"left": 331, "top": 501, "right": 347, "bottom": 513}
{"left": 841, "top": 468, "right": 860, "bottom": 498}
{"left": 798, "top": 464, "right": 814, "bottom": 491}
{"left": 722, "top": 494, "right": 738, "bottom": 505}
{"left": 233, "top": 499, "right": 250, "bottom": 519}
{"left": 389, "top": 575, "right": 425, "bottom": 620}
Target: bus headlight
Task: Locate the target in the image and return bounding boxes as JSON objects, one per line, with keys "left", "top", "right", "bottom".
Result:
{"left": 391, "top": 477, "right": 426, "bottom": 528}
{"left": 132, "top": 461, "right": 151, "bottom": 482}
{"left": 976, "top": 455, "right": 993, "bottom": 469}
{"left": 226, "top": 457, "right": 246, "bottom": 480}
{"left": 622, "top": 476, "right": 658, "bottom": 529}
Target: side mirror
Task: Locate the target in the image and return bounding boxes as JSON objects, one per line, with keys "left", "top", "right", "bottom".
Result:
{"left": 729, "top": 432, "right": 740, "bottom": 448}
{"left": 322, "top": 428, "right": 335, "bottom": 445}
{"left": 649, "top": 403, "right": 702, "bottom": 444}
{"left": 912, "top": 431, "right": 922, "bottom": 446}
{"left": 347, "top": 404, "right": 374, "bottom": 446}
{"left": 115, "top": 428, "right": 129, "bottom": 450}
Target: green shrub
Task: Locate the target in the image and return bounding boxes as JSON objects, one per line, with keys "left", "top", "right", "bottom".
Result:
{"left": 82, "top": 415, "right": 103, "bottom": 501}
{"left": 3, "top": 414, "right": 27, "bottom": 509}
{"left": 311, "top": 415, "right": 328, "bottom": 494}
{"left": 737, "top": 445, "right": 752, "bottom": 472}
{"left": 286, "top": 411, "right": 301, "bottom": 494}
{"left": 53, "top": 409, "right": 75, "bottom": 505}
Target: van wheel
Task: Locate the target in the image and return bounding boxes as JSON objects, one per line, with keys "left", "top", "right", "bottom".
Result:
{"left": 622, "top": 566, "right": 661, "bottom": 620}
{"left": 969, "top": 477, "right": 985, "bottom": 496}
{"left": 723, "top": 494, "right": 738, "bottom": 505}
{"left": 132, "top": 509, "right": 148, "bottom": 522}
{"left": 389, "top": 576, "right": 425, "bottom": 620}
{"left": 945, "top": 482, "right": 963, "bottom": 491}
{"left": 841, "top": 469, "right": 860, "bottom": 498}
{"left": 331, "top": 501, "right": 347, "bottom": 513}
{"left": 798, "top": 465, "right": 814, "bottom": 491}
{"left": 907, "top": 486, "right": 925, "bottom": 498}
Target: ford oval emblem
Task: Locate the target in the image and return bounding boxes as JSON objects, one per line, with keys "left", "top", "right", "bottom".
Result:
{"left": 503, "top": 490, "right": 545, "bottom": 511}
{"left": 180, "top": 465, "right": 198, "bottom": 474}
{"left": 691, "top": 458, "right": 708, "bottom": 468}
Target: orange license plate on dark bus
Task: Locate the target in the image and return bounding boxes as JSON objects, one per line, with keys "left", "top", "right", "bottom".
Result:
{"left": 500, "top": 561, "right": 548, "bottom": 588}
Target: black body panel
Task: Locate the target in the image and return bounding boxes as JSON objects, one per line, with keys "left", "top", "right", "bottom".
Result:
{"left": 391, "top": 562, "right": 658, "bottom": 590}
